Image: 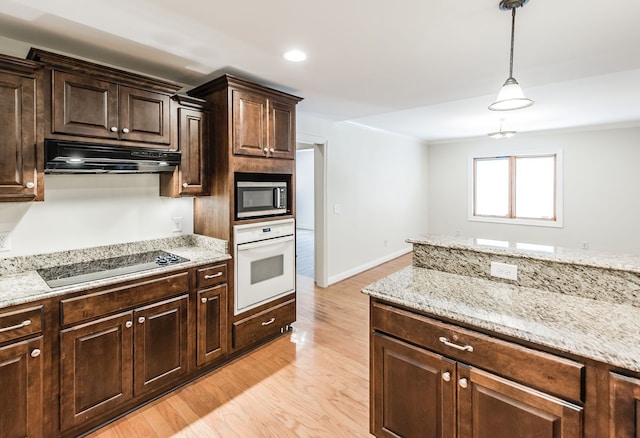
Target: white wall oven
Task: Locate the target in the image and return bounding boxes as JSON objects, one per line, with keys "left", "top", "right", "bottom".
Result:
{"left": 234, "top": 218, "right": 295, "bottom": 315}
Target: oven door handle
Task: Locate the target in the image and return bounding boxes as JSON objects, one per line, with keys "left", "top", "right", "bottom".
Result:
{"left": 237, "top": 235, "right": 295, "bottom": 251}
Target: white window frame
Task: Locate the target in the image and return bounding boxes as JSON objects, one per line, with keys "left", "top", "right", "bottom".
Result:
{"left": 468, "top": 150, "right": 563, "bottom": 228}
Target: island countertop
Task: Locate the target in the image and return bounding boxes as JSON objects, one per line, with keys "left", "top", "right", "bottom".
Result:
{"left": 0, "top": 234, "right": 230, "bottom": 308}
{"left": 362, "top": 265, "right": 640, "bottom": 373}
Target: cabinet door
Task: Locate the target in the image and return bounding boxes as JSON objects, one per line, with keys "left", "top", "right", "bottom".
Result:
{"left": 119, "top": 85, "right": 171, "bottom": 145}
{"left": 177, "top": 107, "right": 208, "bottom": 195}
{"left": 268, "top": 99, "right": 296, "bottom": 160}
{"left": 52, "top": 70, "right": 119, "bottom": 139}
{"left": 232, "top": 89, "right": 268, "bottom": 157}
{"left": 372, "top": 333, "right": 456, "bottom": 438}
{"left": 457, "top": 365, "right": 583, "bottom": 438}
{"left": 0, "top": 71, "right": 38, "bottom": 200}
{"left": 133, "top": 295, "right": 188, "bottom": 396}
{"left": 0, "top": 337, "right": 43, "bottom": 438}
{"left": 197, "top": 284, "right": 228, "bottom": 366}
{"left": 60, "top": 312, "right": 133, "bottom": 430}
{"left": 610, "top": 372, "right": 640, "bottom": 438}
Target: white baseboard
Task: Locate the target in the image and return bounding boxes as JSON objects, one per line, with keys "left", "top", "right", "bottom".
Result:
{"left": 296, "top": 225, "right": 314, "bottom": 231}
{"left": 327, "top": 246, "right": 412, "bottom": 286}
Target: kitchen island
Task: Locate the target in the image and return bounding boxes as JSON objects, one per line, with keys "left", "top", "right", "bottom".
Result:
{"left": 363, "top": 235, "right": 640, "bottom": 438}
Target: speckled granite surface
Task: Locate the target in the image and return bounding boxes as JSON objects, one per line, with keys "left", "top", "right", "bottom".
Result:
{"left": 411, "top": 235, "right": 640, "bottom": 307}
{"left": 362, "top": 266, "right": 640, "bottom": 372}
{"left": 0, "top": 235, "right": 230, "bottom": 308}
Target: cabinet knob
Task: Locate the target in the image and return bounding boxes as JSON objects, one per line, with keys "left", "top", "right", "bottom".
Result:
{"left": 201, "top": 297, "right": 208, "bottom": 304}
{"left": 459, "top": 378, "right": 468, "bottom": 389}
{"left": 138, "top": 316, "right": 146, "bottom": 324}
{"left": 31, "top": 349, "right": 41, "bottom": 358}
{"left": 263, "top": 147, "right": 269, "bottom": 155}
{"left": 26, "top": 182, "right": 35, "bottom": 189}
{"left": 122, "top": 128, "right": 130, "bottom": 134}
{"left": 125, "top": 321, "right": 133, "bottom": 328}
{"left": 442, "top": 372, "right": 451, "bottom": 382}
{"left": 110, "top": 126, "right": 118, "bottom": 132}
{"left": 182, "top": 182, "right": 189, "bottom": 188}
{"left": 270, "top": 148, "right": 275, "bottom": 153}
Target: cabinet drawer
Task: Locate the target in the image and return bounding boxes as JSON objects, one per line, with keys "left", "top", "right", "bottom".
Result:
{"left": 197, "top": 264, "right": 227, "bottom": 289}
{"left": 372, "top": 300, "right": 585, "bottom": 402}
{"left": 0, "top": 306, "right": 43, "bottom": 344}
{"left": 233, "top": 299, "right": 295, "bottom": 349}
{"left": 61, "top": 271, "right": 189, "bottom": 326}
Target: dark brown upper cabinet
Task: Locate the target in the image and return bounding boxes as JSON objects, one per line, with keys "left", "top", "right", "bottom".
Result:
{"left": 28, "top": 48, "right": 180, "bottom": 148}
{"left": 0, "top": 54, "right": 43, "bottom": 202}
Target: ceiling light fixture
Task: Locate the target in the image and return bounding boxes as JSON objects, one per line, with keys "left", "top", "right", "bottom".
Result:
{"left": 488, "top": 0, "right": 534, "bottom": 111}
{"left": 283, "top": 50, "right": 307, "bottom": 62}
{"left": 487, "top": 119, "right": 517, "bottom": 139}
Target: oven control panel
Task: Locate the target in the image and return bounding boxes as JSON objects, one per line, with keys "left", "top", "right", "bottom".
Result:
{"left": 234, "top": 218, "right": 295, "bottom": 245}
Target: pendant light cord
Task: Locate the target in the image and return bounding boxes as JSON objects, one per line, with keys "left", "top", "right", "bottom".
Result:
{"left": 509, "top": 6, "right": 516, "bottom": 79}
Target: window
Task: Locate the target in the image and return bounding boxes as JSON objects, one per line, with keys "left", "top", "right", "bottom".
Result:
{"left": 469, "top": 152, "right": 562, "bottom": 227}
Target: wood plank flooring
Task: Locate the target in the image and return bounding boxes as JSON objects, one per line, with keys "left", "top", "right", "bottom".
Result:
{"left": 89, "top": 253, "right": 412, "bottom": 438}
{"left": 296, "top": 228, "right": 314, "bottom": 279}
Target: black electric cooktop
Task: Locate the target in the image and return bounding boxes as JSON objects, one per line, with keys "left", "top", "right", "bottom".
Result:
{"left": 37, "top": 250, "right": 189, "bottom": 288}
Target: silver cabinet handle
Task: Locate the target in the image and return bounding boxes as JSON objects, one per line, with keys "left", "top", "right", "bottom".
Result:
{"left": 31, "top": 349, "right": 41, "bottom": 358}
{"left": 439, "top": 337, "right": 474, "bottom": 352}
{"left": 459, "top": 378, "right": 468, "bottom": 389}
{"left": 261, "top": 317, "right": 276, "bottom": 326}
{"left": 269, "top": 148, "right": 275, "bottom": 153}
{"left": 442, "top": 372, "right": 451, "bottom": 382}
{"left": 204, "top": 272, "right": 223, "bottom": 279}
{"left": 110, "top": 126, "right": 118, "bottom": 132}
{"left": 0, "top": 319, "right": 31, "bottom": 333}
{"left": 263, "top": 147, "right": 269, "bottom": 154}
{"left": 26, "top": 182, "right": 35, "bottom": 189}
{"left": 125, "top": 321, "right": 133, "bottom": 328}
{"left": 122, "top": 128, "right": 130, "bottom": 134}
{"left": 201, "top": 297, "right": 208, "bottom": 304}
{"left": 182, "top": 182, "right": 189, "bottom": 188}
{"left": 138, "top": 316, "right": 146, "bottom": 324}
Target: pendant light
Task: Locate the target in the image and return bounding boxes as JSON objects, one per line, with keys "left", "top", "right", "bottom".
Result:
{"left": 488, "top": 0, "right": 534, "bottom": 111}
{"left": 487, "top": 119, "right": 517, "bottom": 139}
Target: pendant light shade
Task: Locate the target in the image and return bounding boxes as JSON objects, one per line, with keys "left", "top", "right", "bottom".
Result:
{"left": 489, "top": 0, "right": 534, "bottom": 111}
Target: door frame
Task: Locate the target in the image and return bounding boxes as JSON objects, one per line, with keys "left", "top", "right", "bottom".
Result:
{"left": 296, "top": 133, "right": 328, "bottom": 288}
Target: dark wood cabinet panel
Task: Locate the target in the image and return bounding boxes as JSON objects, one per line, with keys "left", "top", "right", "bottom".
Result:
{"left": 197, "top": 284, "right": 228, "bottom": 366}
{"left": 372, "top": 333, "right": 455, "bottom": 438}
{"left": 119, "top": 85, "right": 171, "bottom": 145}
{"left": 0, "top": 336, "right": 43, "bottom": 438}
{"left": 268, "top": 98, "right": 296, "bottom": 160}
{"left": 176, "top": 106, "right": 208, "bottom": 194}
{"left": 458, "top": 365, "right": 583, "bottom": 438}
{"left": 610, "top": 372, "right": 640, "bottom": 438}
{"left": 232, "top": 89, "right": 268, "bottom": 158}
{"left": 0, "top": 63, "right": 40, "bottom": 201}
{"left": 51, "top": 70, "right": 119, "bottom": 139}
{"left": 60, "top": 312, "right": 133, "bottom": 430}
{"left": 133, "top": 295, "right": 188, "bottom": 396}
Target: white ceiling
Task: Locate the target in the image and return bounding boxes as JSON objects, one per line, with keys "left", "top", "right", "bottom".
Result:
{"left": 0, "top": 0, "right": 639, "bottom": 141}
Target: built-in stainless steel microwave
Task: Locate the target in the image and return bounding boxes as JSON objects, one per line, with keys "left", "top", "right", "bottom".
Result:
{"left": 236, "top": 181, "right": 288, "bottom": 219}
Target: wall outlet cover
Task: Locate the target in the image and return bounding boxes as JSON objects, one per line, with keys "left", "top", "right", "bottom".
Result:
{"left": 0, "top": 233, "right": 10, "bottom": 251}
{"left": 490, "top": 261, "right": 518, "bottom": 281}
{"left": 171, "top": 217, "right": 183, "bottom": 233}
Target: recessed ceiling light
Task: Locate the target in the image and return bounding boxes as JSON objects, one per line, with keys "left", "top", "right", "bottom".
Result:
{"left": 283, "top": 50, "right": 307, "bottom": 62}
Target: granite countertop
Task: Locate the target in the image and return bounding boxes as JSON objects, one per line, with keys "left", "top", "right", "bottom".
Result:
{"left": 0, "top": 235, "right": 230, "bottom": 308}
{"left": 408, "top": 234, "right": 640, "bottom": 274}
{"left": 362, "top": 265, "right": 640, "bottom": 373}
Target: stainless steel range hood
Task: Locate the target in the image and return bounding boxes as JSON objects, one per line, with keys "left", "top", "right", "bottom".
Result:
{"left": 45, "top": 140, "right": 181, "bottom": 174}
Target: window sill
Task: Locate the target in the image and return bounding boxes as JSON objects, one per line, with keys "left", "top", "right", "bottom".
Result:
{"left": 468, "top": 215, "right": 564, "bottom": 228}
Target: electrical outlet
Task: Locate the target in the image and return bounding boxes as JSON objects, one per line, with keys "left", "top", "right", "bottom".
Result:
{"left": 581, "top": 241, "right": 589, "bottom": 250}
{"left": 0, "top": 232, "right": 11, "bottom": 252}
{"left": 490, "top": 261, "right": 518, "bottom": 281}
{"left": 171, "top": 217, "right": 183, "bottom": 233}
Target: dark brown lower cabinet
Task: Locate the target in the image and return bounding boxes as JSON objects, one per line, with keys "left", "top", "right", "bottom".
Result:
{"left": 0, "top": 336, "right": 43, "bottom": 438}
{"left": 197, "top": 284, "right": 228, "bottom": 366}
{"left": 610, "top": 372, "right": 640, "bottom": 438}
{"left": 60, "top": 295, "right": 188, "bottom": 431}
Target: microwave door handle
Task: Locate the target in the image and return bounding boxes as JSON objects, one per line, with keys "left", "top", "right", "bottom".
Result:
{"left": 237, "top": 235, "right": 295, "bottom": 251}
{"left": 274, "top": 188, "right": 282, "bottom": 209}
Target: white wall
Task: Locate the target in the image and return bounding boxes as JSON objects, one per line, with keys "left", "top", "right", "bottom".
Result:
{"left": 297, "top": 114, "right": 430, "bottom": 284}
{"left": 0, "top": 174, "right": 193, "bottom": 257}
{"left": 295, "top": 149, "right": 314, "bottom": 230}
{"left": 428, "top": 125, "right": 640, "bottom": 255}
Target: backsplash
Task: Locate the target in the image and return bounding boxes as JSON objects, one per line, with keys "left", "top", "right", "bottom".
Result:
{"left": 410, "top": 235, "right": 640, "bottom": 308}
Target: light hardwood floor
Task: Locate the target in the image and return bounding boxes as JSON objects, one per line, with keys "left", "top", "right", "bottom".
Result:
{"left": 89, "top": 253, "right": 412, "bottom": 438}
